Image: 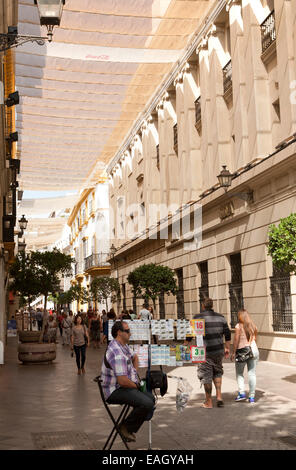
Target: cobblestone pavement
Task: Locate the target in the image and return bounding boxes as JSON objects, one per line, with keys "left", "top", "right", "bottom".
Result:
{"left": 0, "top": 337, "right": 296, "bottom": 450}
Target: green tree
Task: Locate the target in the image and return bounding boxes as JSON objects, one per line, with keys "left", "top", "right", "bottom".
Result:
{"left": 9, "top": 251, "right": 40, "bottom": 331}
{"left": 90, "top": 276, "right": 120, "bottom": 311}
{"left": 127, "top": 263, "right": 177, "bottom": 310}
{"left": 268, "top": 213, "right": 296, "bottom": 274}
{"left": 67, "top": 284, "right": 90, "bottom": 307}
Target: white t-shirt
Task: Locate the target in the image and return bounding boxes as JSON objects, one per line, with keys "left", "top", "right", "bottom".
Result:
{"left": 139, "top": 308, "right": 151, "bottom": 321}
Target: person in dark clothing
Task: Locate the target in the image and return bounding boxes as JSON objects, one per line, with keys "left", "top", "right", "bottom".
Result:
{"left": 194, "top": 297, "right": 231, "bottom": 409}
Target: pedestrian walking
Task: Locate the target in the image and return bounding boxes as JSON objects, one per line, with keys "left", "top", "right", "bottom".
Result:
{"left": 129, "top": 309, "right": 137, "bottom": 320}
{"left": 89, "top": 313, "right": 101, "bottom": 348}
{"left": 36, "top": 309, "right": 43, "bottom": 331}
{"left": 103, "top": 309, "right": 117, "bottom": 344}
{"left": 57, "top": 311, "right": 63, "bottom": 337}
{"left": 231, "top": 309, "right": 259, "bottom": 404}
{"left": 138, "top": 303, "right": 151, "bottom": 320}
{"left": 71, "top": 314, "right": 90, "bottom": 375}
{"left": 62, "top": 312, "right": 72, "bottom": 346}
{"left": 194, "top": 298, "right": 231, "bottom": 408}
{"left": 121, "top": 310, "right": 131, "bottom": 320}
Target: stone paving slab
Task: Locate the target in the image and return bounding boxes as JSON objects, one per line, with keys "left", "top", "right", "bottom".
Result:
{"left": 1, "top": 337, "right": 296, "bottom": 450}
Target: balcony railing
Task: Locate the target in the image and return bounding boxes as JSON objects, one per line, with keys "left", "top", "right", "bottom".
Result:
{"left": 84, "top": 252, "right": 110, "bottom": 271}
{"left": 194, "top": 97, "right": 202, "bottom": 133}
{"left": 261, "top": 10, "right": 276, "bottom": 53}
{"left": 173, "top": 123, "right": 178, "bottom": 155}
{"left": 223, "top": 60, "right": 232, "bottom": 95}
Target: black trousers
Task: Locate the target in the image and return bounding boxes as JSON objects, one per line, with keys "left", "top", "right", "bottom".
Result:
{"left": 73, "top": 344, "right": 86, "bottom": 370}
{"left": 107, "top": 388, "right": 155, "bottom": 434}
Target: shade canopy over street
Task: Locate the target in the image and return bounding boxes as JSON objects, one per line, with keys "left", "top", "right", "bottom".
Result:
{"left": 16, "top": 0, "right": 213, "bottom": 192}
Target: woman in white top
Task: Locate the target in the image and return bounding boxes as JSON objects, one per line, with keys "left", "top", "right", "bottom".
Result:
{"left": 231, "top": 309, "right": 259, "bottom": 403}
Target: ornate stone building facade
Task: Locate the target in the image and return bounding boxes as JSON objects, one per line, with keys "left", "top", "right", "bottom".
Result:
{"left": 107, "top": 0, "right": 296, "bottom": 364}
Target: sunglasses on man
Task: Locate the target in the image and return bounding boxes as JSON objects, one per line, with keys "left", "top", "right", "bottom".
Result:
{"left": 121, "top": 328, "right": 130, "bottom": 334}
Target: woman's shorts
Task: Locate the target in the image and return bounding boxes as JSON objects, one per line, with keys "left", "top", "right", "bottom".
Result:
{"left": 197, "top": 355, "right": 224, "bottom": 385}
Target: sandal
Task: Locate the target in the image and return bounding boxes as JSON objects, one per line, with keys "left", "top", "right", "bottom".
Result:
{"left": 217, "top": 400, "right": 224, "bottom": 407}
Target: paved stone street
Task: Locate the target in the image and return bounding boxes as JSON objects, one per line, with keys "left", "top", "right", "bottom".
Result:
{"left": 0, "top": 336, "right": 296, "bottom": 451}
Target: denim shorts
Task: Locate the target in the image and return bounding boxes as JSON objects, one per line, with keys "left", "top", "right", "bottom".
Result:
{"left": 197, "top": 355, "right": 224, "bottom": 385}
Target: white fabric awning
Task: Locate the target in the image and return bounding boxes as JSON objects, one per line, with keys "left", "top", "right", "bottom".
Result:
{"left": 16, "top": 0, "right": 212, "bottom": 191}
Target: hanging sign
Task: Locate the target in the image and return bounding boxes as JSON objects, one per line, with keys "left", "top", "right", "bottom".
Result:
{"left": 190, "top": 346, "right": 206, "bottom": 363}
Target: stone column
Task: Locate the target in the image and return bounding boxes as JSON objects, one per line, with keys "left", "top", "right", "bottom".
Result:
{"left": 207, "top": 24, "right": 232, "bottom": 180}
{"left": 182, "top": 63, "right": 203, "bottom": 203}
{"left": 197, "top": 37, "right": 214, "bottom": 191}
{"left": 227, "top": 0, "right": 250, "bottom": 168}
{"left": 242, "top": 0, "right": 274, "bottom": 160}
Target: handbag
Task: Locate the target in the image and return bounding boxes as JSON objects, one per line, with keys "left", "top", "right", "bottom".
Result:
{"left": 235, "top": 346, "right": 253, "bottom": 362}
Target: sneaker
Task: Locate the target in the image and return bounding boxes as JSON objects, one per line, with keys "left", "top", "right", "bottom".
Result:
{"left": 249, "top": 397, "right": 255, "bottom": 404}
{"left": 235, "top": 393, "right": 247, "bottom": 401}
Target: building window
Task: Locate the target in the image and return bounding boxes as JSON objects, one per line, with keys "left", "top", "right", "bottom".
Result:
{"left": 122, "top": 283, "right": 126, "bottom": 311}
{"left": 83, "top": 239, "right": 88, "bottom": 259}
{"left": 270, "top": 265, "right": 293, "bottom": 332}
{"left": 173, "top": 123, "right": 178, "bottom": 155}
{"left": 223, "top": 60, "right": 232, "bottom": 96}
{"left": 133, "top": 294, "right": 137, "bottom": 317}
{"left": 159, "top": 292, "right": 165, "bottom": 319}
{"left": 229, "top": 253, "right": 244, "bottom": 328}
{"left": 198, "top": 262, "right": 209, "bottom": 312}
{"left": 176, "top": 268, "right": 185, "bottom": 319}
{"left": 156, "top": 144, "right": 160, "bottom": 170}
{"left": 261, "top": 10, "right": 276, "bottom": 53}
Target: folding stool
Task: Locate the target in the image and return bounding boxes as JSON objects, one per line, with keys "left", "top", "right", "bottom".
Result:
{"left": 94, "top": 376, "right": 131, "bottom": 450}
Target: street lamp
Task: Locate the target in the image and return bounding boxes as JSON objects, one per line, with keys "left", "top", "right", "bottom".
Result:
{"left": 34, "top": 0, "right": 65, "bottom": 42}
{"left": 109, "top": 243, "right": 117, "bottom": 259}
{"left": 217, "top": 165, "right": 253, "bottom": 203}
{"left": 109, "top": 243, "right": 119, "bottom": 279}
{"left": 18, "top": 214, "right": 28, "bottom": 232}
{"left": 0, "top": 1, "right": 65, "bottom": 52}
{"left": 217, "top": 165, "right": 233, "bottom": 191}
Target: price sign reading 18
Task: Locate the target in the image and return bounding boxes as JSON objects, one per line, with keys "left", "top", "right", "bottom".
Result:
{"left": 190, "top": 346, "right": 206, "bottom": 363}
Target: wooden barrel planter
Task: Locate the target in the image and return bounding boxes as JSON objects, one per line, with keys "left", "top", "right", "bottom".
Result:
{"left": 18, "top": 331, "right": 40, "bottom": 343}
{"left": 18, "top": 342, "right": 56, "bottom": 364}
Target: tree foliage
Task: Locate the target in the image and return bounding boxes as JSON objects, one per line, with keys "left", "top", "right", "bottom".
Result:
{"left": 10, "top": 248, "right": 73, "bottom": 340}
{"left": 67, "top": 284, "right": 90, "bottom": 305}
{"left": 10, "top": 251, "right": 40, "bottom": 302}
{"left": 268, "top": 213, "right": 296, "bottom": 274}
{"left": 90, "top": 276, "right": 120, "bottom": 311}
{"left": 127, "top": 263, "right": 177, "bottom": 308}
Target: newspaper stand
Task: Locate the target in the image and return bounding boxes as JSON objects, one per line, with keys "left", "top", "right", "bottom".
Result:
{"left": 106, "top": 317, "right": 206, "bottom": 450}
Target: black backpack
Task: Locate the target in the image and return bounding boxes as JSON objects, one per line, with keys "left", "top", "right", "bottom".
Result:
{"left": 146, "top": 368, "right": 168, "bottom": 397}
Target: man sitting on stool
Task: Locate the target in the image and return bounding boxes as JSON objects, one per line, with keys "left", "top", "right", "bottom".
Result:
{"left": 101, "top": 321, "right": 155, "bottom": 442}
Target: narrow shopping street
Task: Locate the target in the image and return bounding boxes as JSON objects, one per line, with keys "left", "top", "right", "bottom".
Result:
{"left": 1, "top": 337, "right": 296, "bottom": 451}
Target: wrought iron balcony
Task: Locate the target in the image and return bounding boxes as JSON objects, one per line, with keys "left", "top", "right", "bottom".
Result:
{"left": 261, "top": 10, "right": 276, "bottom": 53}
{"left": 173, "top": 123, "right": 178, "bottom": 155}
{"left": 84, "top": 252, "right": 110, "bottom": 271}
{"left": 195, "top": 97, "right": 202, "bottom": 133}
{"left": 223, "top": 60, "right": 232, "bottom": 96}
